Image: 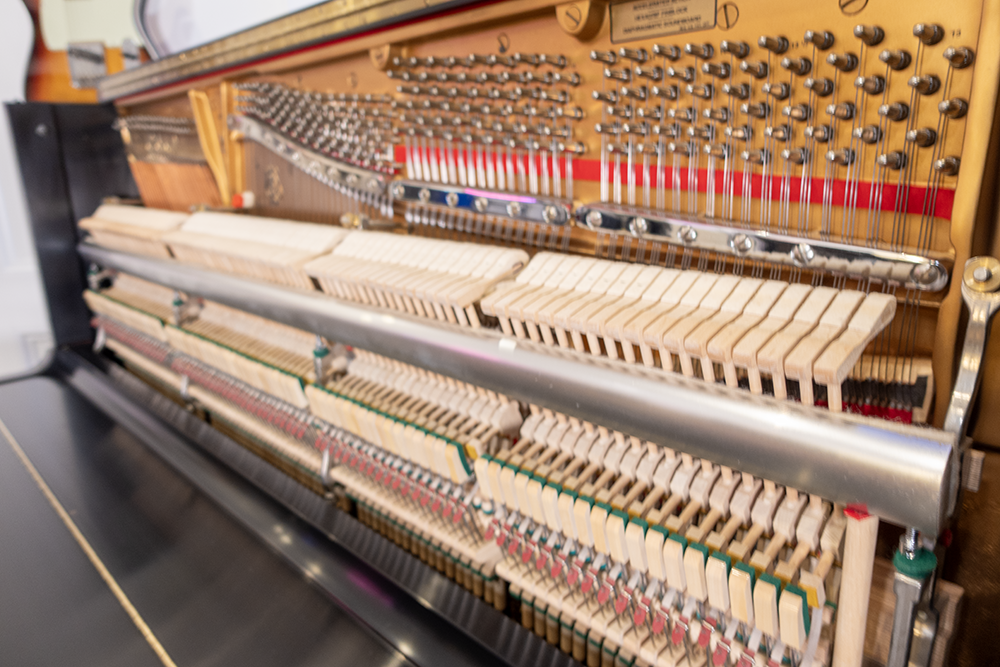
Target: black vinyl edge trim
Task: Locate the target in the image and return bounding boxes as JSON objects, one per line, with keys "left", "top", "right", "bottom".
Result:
{"left": 54, "top": 349, "right": 578, "bottom": 667}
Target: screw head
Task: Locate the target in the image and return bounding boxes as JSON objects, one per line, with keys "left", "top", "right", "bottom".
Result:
{"left": 391, "top": 183, "right": 406, "bottom": 199}
{"left": 418, "top": 188, "right": 431, "bottom": 203}
{"left": 474, "top": 197, "right": 489, "bottom": 212}
{"left": 584, "top": 210, "right": 603, "bottom": 229}
{"left": 367, "top": 178, "right": 381, "bottom": 191}
{"left": 506, "top": 201, "right": 522, "bottom": 217}
{"left": 792, "top": 243, "right": 815, "bottom": 265}
{"left": 973, "top": 266, "right": 992, "bottom": 283}
{"left": 629, "top": 217, "right": 649, "bottom": 236}
{"left": 445, "top": 192, "right": 460, "bottom": 207}
{"left": 911, "top": 263, "right": 942, "bottom": 287}
{"left": 678, "top": 226, "right": 697, "bottom": 244}
{"left": 543, "top": 205, "right": 561, "bottom": 224}
{"left": 732, "top": 233, "right": 753, "bottom": 253}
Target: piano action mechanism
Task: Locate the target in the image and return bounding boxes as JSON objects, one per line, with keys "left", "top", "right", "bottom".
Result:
{"left": 78, "top": 1, "right": 1000, "bottom": 666}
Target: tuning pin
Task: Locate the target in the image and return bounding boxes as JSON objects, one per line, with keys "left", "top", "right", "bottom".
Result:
{"left": 944, "top": 46, "right": 975, "bottom": 69}
{"left": 668, "top": 107, "right": 695, "bottom": 123}
{"left": 553, "top": 72, "right": 581, "bottom": 86}
{"left": 804, "top": 30, "right": 835, "bottom": 50}
{"left": 685, "top": 43, "right": 714, "bottom": 59}
{"left": 623, "top": 121, "right": 649, "bottom": 136}
{"left": 638, "top": 106, "right": 663, "bottom": 120}
{"left": 720, "top": 40, "right": 751, "bottom": 58}
{"left": 605, "top": 68, "right": 631, "bottom": 82}
{"left": 668, "top": 141, "right": 693, "bottom": 156}
{"left": 762, "top": 82, "right": 790, "bottom": 100}
{"left": 725, "top": 125, "right": 752, "bottom": 140}
{"left": 740, "top": 60, "right": 768, "bottom": 79}
{"left": 667, "top": 66, "right": 696, "bottom": 82}
{"left": 741, "top": 102, "right": 770, "bottom": 118}
{"left": 595, "top": 122, "right": 620, "bottom": 135}
{"left": 855, "top": 75, "right": 886, "bottom": 95}
{"left": 619, "top": 47, "right": 650, "bottom": 62}
{"left": 607, "top": 105, "right": 632, "bottom": 119}
{"left": 635, "top": 65, "right": 664, "bottom": 81}
{"left": 742, "top": 149, "right": 770, "bottom": 164}
{"left": 781, "top": 57, "right": 811, "bottom": 76}
{"left": 879, "top": 49, "right": 912, "bottom": 71}
{"left": 467, "top": 54, "right": 495, "bottom": 66}
{"left": 826, "top": 102, "right": 855, "bottom": 120}
{"left": 805, "top": 124, "right": 832, "bottom": 142}
{"left": 782, "top": 147, "right": 809, "bottom": 164}
{"left": 913, "top": 23, "right": 944, "bottom": 45}
{"left": 908, "top": 74, "right": 941, "bottom": 95}
{"left": 804, "top": 77, "right": 834, "bottom": 97}
{"left": 654, "top": 124, "right": 679, "bottom": 138}
{"left": 826, "top": 148, "right": 855, "bottom": 165}
{"left": 853, "top": 25, "right": 884, "bottom": 46}
{"left": 764, "top": 124, "right": 791, "bottom": 141}
{"left": 651, "top": 85, "right": 679, "bottom": 99}
{"left": 853, "top": 125, "right": 882, "bottom": 144}
{"left": 783, "top": 104, "right": 811, "bottom": 121}
{"left": 939, "top": 98, "right": 969, "bottom": 118}
{"left": 593, "top": 90, "right": 619, "bottom": 103}
{"left": 704, "top": 107, "right": 730, "bottom": 122}
{"left": 653, "top": 44, "right": 682, "bottom": 61}
{"left": 540, "top": 54, "right": 567, "bottom": 68}
{"left": 878, "top": 151, "right": 907, "bottom": 169}
{"left": 704, "top": 144, "right": 729, "bottom": 158}
{"left": 478, "top": 71, "right": 511, "bottom": 84}
{"left": 906, "top": 127, "right": 937, "bottom": 147}
{"left": 827, "top": 52, "right": 859, "bottom": 72}
{"left": 722, "top": 83, "right": 750, "bottom": 100}
{"left": 621, "top": 85, "right": 648, "bottom": 101}
{"left": 934, "top": 156, "right": 960, "bottom": 175}
{"left": 591, "top": 50, "right": 617, "bottom": 64}
{"left": 878, "top": 102, "right": 910, "bottom": 121}
{"left": 687, "top": 84, "right": 714, "bottom": 99}
{"left": 702, "top": 62, "right": 731, "bottom": 78}
{"left": 758, "top": 35, "right": 789, "bottom": 54}
{"left": 394, "top": 56, "right": 421, "bottom": 68}
{"left": 513, "top": 53, "right": 540, "bottom": 67}
{"left": 688, "top": 125, "right": 714, "bottom": 140}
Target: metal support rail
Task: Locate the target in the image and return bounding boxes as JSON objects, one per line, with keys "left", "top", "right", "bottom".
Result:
{"left": 230, "top": 115, "right": 393, "bottom": 207}
{"left": 390, "top": 180, "right": 573, "bottom": 226}
{"left": 577, "top": 203, "right": 950, "bottom": 292}
{"left": 79, "top": 242, "right": 956, "bottom": 535}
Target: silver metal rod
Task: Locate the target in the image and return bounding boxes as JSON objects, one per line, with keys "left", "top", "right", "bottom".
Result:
{"left": 79, "top": 243, "right": 957, "bottom": 534}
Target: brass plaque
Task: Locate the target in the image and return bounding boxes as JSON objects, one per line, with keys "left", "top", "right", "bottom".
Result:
{"left": 610, "top": 0, "right": 717, "bottom": 43}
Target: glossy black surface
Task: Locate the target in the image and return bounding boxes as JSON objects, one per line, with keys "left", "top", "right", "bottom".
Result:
{"left": 0, "top": 396, "right": 163, "bottom": 667}
{"left": 60, "top": 350, "right": 575, "bottom": 667}
{"left": 6, "top": 102, "right": 138, "bottom": 348}
{"left": 0, "top": 372, "right": 412, "bottom": 667}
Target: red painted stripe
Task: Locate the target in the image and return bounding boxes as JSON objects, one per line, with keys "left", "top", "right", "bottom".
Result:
{"left": 390, "top": 144, "right": 955, "bottom": 220}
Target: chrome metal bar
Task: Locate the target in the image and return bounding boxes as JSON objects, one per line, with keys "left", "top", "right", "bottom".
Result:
{"left": 943, "top": 257, "right": 1000, "bottom": 437}
{"left": 79, "top": 243, "right": 957, "bottom": 534}
{"left": 101, "top": 0, "right": 482, "bottom": 101}
{"left": 577, "top": 203, "right": 950, "bottom": 292}
{"left": 230, "top": 115, "right": 391, "bottom": 196}
{"left": 390, "top": 180, "right": 572, "bottom": 225}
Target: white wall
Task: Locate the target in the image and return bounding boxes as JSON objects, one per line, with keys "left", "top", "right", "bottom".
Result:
{"left": 0, "top": 0, "right": 55, "bottom": 379}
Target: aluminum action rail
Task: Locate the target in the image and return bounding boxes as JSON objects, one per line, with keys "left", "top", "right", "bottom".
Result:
{"left": 79, "top": 242, "right": 956, "bottom": 534}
